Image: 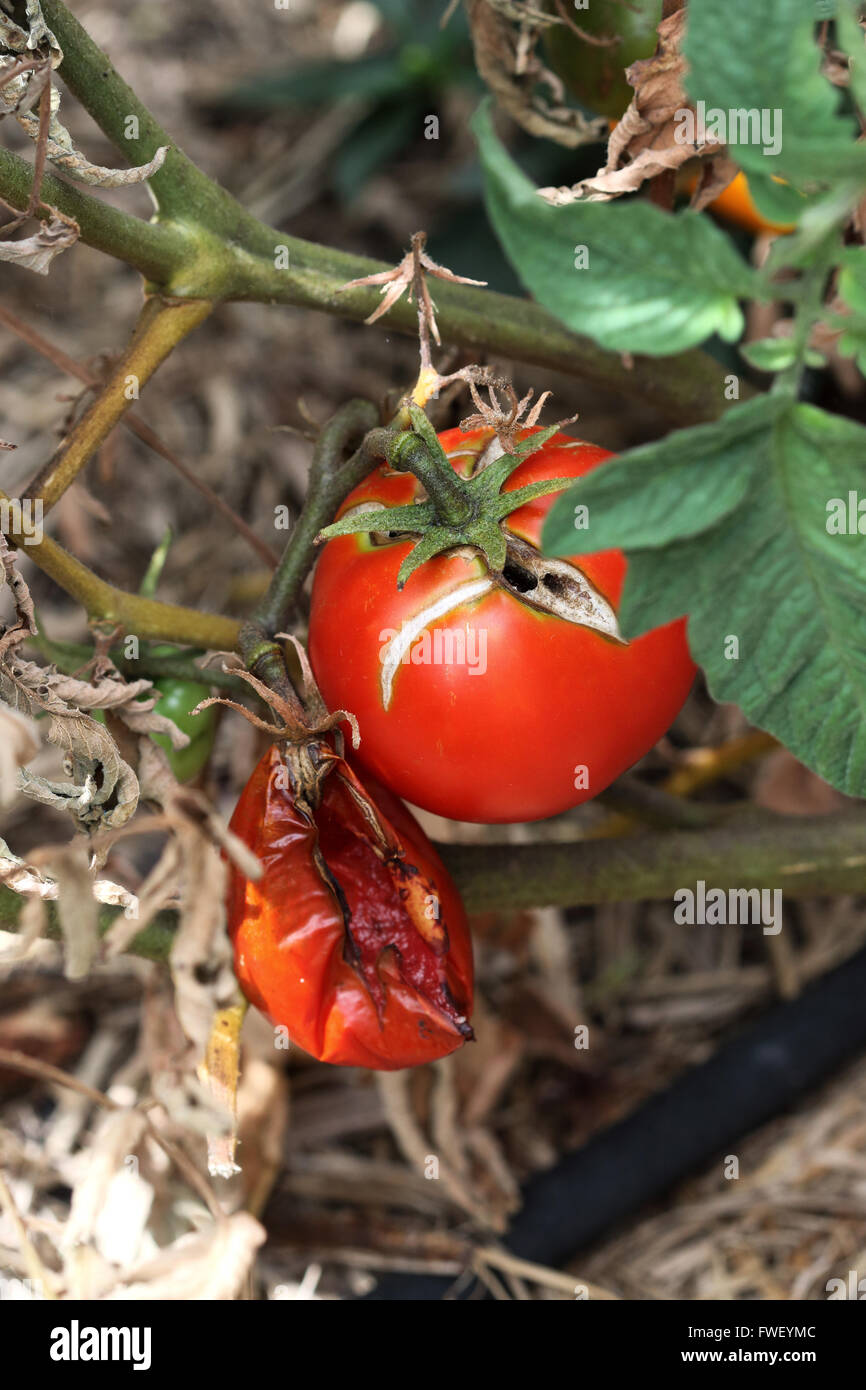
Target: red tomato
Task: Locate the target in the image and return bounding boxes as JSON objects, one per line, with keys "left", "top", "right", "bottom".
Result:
{"left": 227, "top": 744, "right": 473, "bottom": 1069}
{"left": 309, "top": 426, "right": 696, "bottom": 823}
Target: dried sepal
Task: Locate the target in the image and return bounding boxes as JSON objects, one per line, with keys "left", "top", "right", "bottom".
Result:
{"left": 339, "top": 229, "right": 486, "bottom": 346}
{"left": 194, "top": 652, "right": 360, "bottom": 750}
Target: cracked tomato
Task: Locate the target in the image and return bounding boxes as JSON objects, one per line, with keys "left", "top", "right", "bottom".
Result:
{"left": 227, "top": 743, "right": 473, "bottom": 1069}
{"left": 309, "top": 426, "right": 696, "bottom": 823}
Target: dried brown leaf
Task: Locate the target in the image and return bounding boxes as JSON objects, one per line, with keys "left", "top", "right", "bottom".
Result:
{"left": 62, "top": 1109, "right": 148, "bottom": 1251}
{"left": 467, "top": 0, "right": 605, "bottom": 148}
{"left": 537, "top": 10, "right": 730, "bottom": 206}
{"left": 46, "top": 840, "right": 99, "bottom": 980}
{"left": 0, "top": 211, "right": 78, "bottom": 273}
{"left": 0, "top": 533, "right": 36, "bottom": 659}
{"left": 0, "top": 705, "right": 39, "bottom": 806}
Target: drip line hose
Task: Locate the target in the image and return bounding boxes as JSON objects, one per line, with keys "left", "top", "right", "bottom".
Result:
{"left": 360, "top": 941, "right": 866, "bottom": 1299}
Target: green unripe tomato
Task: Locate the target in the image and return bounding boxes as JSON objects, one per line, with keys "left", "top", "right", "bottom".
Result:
{"left": 90, "top": 646, "right": 216, "bottom": 781}
{"left": 150, "top": 677, "right": 217, "bottom": 782}
{"left": 544, "top": 0, "right": 663, "bottom": 118}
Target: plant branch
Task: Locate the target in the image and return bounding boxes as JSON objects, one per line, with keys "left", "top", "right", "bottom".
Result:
{"left": 193, "top": 232, "right": 744, "bottom": 427}
{"left": 438, "top": 809, "right": 866, "bottom": 913}
{"left": 2, "top": 4, "right": 744, "bottom": 426}
{"left": 236, "top": 401, "right": 382, "bottom": 706}
{"left": 41, "top": 0, "right": 254, "bottom": 226}
{"left": 3, "top": 810, "right": 864, "bottom": 964}
{"left": 26, "top": 632, "right": 252, "bottom": 695}
{"left": 1, "top": 497, "right": 240, "bottom": 648}
{"left": 249, "top": 400, "right": 381, "bottom": 640}
{"left": 0, "top": 302, "right": 278, "bottom": 568}
{"left": 23, "top": 295, "right": 213, "bottom": 512}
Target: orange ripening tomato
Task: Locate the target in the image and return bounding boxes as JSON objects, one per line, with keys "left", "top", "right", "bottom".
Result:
{"left": 680, "top": 167, "right": 795, "bottom": 237}
{"left": 227, "top": 744, "right": 473, "bottom": 1069}
{"left": 704, "top": 171, "right": 795, "bottom": 237}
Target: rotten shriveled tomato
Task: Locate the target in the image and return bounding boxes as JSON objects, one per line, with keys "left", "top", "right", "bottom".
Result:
{"left": 309, "top": 426, "right": 696, "bottom": 824}
{"left": 227, "top": 742, "right": 473, "bottom": 1069}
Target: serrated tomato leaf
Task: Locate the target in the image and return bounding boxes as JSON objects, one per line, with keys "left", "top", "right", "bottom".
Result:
{"left": 683, "top": 0, "right": 865, "bottom": 185}
{"left": 473, "top": 102, "right": 764, "bottom": 357}
{"left": 543, "top": 396, "right": 786, "bottom": 556}
{"left": 834, "top": 248, "right": 866, "bottom": 373}
{"left": 547, "top": 400, "right": 866, "bottom": 798}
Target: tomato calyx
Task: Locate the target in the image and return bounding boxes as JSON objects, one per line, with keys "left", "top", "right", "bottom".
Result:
{"left": 318, "top": 402, "right": 574, "bottom": 589}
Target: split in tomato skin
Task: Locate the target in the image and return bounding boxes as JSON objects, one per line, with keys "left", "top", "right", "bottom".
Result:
{"left": 309, "top": 427, "right": 697, "bottom": 824}
{"left": 227, "top": 745, "right": 473, "bottom": 1070}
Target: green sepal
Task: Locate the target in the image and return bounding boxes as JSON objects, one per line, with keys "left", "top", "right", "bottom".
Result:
{"left": 319, "top": 500, "right": 436, "bottom": 541}
{"left": 469, "top": 516, "right": 507, "bottom": 572}
{"left": 490, "top": 475, "right": 574, "bottom": 519}
{"left": 395, "top": 514, "right": 509, "bottom": 587}
{"left": 396, "top": 527, "right": 467, "bottom": 587}
{"left": 321, "top": 406, "right": 581, "bottom": 586}
{"left": 472, "top": 424, "right": 564, "bottom": 499}
{"left": 405, "top": 401, "right": 451, "bottom": 465}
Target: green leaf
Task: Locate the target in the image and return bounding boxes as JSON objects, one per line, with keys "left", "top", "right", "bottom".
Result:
{"left": 542, "top": 396, "right": 786, "bottom": 557}
{"left": 683, "top": 0, "right": 865, "bottom": 185}
{"left": 835, "top": 1, "right": 866, "bottom": 114}
{"left": 741, "top": 168, "right": 809, "bottom": 226}
{"left": 833, "top": 248, "right": 866, "bottom": 372}
{"left": 547, "top": 398, "right": 866, "bottom": 798}
{"left": 739, "top": 338, "right": 799, "bottom": 372}
{"left": 473, "top": 102, "right": 764, "bottom": 357}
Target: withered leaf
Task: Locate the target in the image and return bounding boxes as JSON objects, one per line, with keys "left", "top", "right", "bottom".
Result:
{"left": 537, "top": 10, "right": 732, "bottom": 207}
{"left": 48, "top": 840, "right": 99, "bottom": 980}
{"left": 0, "top": 212, "right": 78, "bottom": 274}
{"left": 0, "top": 705, "right": 39, "bottom": 806}
{"left": 103, "top": 1214, "right": 266, "bottom": 1301}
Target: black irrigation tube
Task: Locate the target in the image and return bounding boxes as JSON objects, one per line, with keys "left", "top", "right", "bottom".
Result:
{"left": 361, "top": 941, "right": 866, "bottom": 1299}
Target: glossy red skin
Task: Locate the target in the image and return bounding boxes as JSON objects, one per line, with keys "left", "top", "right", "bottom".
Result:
{"left": 309, "top": 427, "right": 697, "bottom": 824}
{"left": 227, "top": 745, "right": 473, "bottom": 1069}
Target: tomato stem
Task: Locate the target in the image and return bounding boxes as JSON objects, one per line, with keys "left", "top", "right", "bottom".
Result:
{"left": 388, "top": 432, "right": 474, "bottom": 526}
{"left": 252, "top": 401, "right": 381, "bottom": 642}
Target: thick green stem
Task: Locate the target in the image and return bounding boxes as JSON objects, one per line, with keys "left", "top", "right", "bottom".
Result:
{"left": 0, "top": 146, "right": 190, "bottom": 281}
{"left": 3, "top": 809, "right": 864, "bottom": 963}
{"left": 438, "top": 809, "right": 866, "bottom": 913}
{"left": 1, "top": 497, "right": 239, "bottom": 648}
{"left": 236, "top": 401, "right": 382, "bottom": 716}
{"left": 40, "top": 0, "right": 225, "bottom": 226}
